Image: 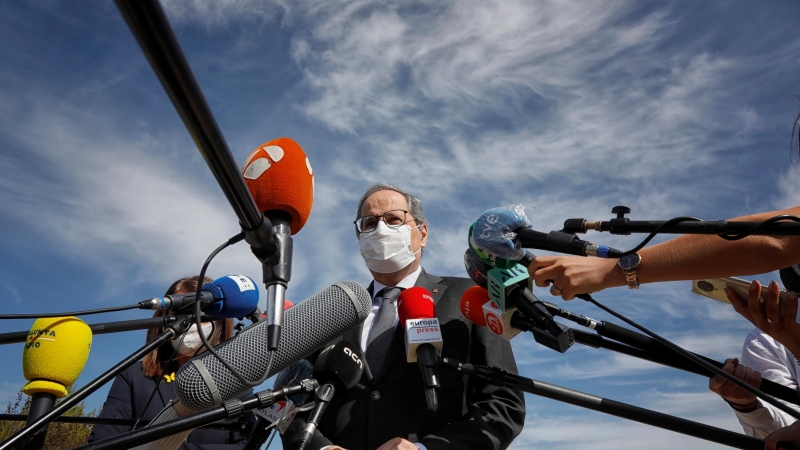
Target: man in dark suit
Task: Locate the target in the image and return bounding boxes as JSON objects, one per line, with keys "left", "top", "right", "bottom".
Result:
{"left": 283, "top": 183, "right": 525, "bottom": 450}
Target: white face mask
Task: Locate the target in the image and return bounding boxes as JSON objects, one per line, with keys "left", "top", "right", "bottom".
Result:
{"left": 171, "top": 322, "right": 215, "bottom": 356}
{"left": 359, "top": 221, "right": 421, "bottom": 273}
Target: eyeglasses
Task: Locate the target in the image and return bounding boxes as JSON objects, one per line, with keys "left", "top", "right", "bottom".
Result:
{"left": 354, "top": 209, "right": 412, "bottom": 233}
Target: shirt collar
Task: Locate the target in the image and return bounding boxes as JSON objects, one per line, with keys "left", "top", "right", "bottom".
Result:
{"left": 372, "top": 265, "right": 422, "bottom": 302}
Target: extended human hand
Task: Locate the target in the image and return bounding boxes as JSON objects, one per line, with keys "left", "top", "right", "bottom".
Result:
{"left": 727, "top": 280, "right": 800, "bottom": 356}
{"left": 708, "top": 358, "right": 760, "bottom": 412}
{"left": 376, "top": 437, "right": 420, "bottom": 450}
{"left": 764, "top": 420, "right": 800, "bottom": 450}
{"left": 529, "top": 255, "right": 621, "bottom": 300}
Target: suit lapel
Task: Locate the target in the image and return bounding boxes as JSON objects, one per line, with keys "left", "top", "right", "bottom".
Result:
{"left": 370, "top": 269, "right": 447, "bottom": 386}
{"left": 414, "top": 269, "right": 447, "bottom": 307}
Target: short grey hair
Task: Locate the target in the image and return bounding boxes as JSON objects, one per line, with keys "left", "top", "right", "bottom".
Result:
{"left": 355, "top": 183, "right": 427, "bottom": 236}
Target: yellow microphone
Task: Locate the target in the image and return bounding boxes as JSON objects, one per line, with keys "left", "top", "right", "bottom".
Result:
{"left": 21, "top": 316, "right": 92, "bottom": 449}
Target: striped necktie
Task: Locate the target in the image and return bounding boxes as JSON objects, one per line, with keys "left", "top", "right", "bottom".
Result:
{"left": 366, "top": 287, "right": 402, "bottom": 378}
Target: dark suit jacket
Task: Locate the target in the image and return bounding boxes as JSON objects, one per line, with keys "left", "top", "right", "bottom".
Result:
{"left": 88, "top": 362, "right": 255, "bottom": 449}
{"left": 282, "top": 269, "right": 526, "bottom": 450}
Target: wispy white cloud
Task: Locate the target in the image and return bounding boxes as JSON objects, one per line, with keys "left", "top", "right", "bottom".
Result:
{"left": 271, "top": 0, "right": 787, "bottom": 211}
{"left": 161, "top": 0, "right": 283, "bottom": 28}
{"left": 1, "top": 2, "right": 798, "bottom": 447}
{"left": 0, "top": 90, "right": 260, "bottom": 297}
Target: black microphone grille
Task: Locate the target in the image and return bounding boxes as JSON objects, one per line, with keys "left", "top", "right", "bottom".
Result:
{"left": 175, "top": 280, "right": 371, "bottom": 412}
{"left": 314, "top": 340, "right": 365, "bottom": 391}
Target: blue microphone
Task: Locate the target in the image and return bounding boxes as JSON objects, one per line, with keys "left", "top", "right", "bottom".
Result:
{"left": 139, "top": 275, "right": 259, "bottom": 319}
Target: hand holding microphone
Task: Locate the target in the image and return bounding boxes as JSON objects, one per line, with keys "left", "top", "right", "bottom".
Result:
{"left": 529, "top": 255, "right": 623, "bottom": 300}
{"left": 459, "top": 286, "right": 573, "bottom": 353}
{"left": 462, "top": 250, "right": 574, "bottom": 353}
{"left": 463, "top": 248, "right": 563, "bottom": 336}
{"left": 470, "top": 204, "right": 625, "bottom": 300}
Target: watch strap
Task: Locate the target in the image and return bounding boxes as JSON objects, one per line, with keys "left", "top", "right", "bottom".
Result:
{"left": 619, "top": 254, "right": 641, "bottom": 290}
{"left": 622, "top": 267, "right": 640, "bottom": 289}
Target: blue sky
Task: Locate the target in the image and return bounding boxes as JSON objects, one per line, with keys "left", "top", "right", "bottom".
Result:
{"left": 1, "top": 1, "right": 799, "bottom": 448}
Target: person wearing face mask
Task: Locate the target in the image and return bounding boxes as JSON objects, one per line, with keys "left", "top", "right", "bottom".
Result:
{"left": 282, "top": 183, "right": 525, "bottom": 450}
{"left": 88, "top": 276, "right": 255, "bottom": 449}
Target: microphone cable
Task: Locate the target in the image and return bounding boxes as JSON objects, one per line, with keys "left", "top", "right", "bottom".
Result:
{"left": 576, "top": 292, "right": 800, "bottom": 421}
{"left": 193, "top": 232, "right": 277, "bottom": 387}
{"left": 716, "top": 214, "right": 800, "bottom": 240}
{"left": 0, "top": 305, "right": 141, "bottom": 320}
{"left": 614, "top": 214, "right": 800, "bottom": 257}
{"left": 615, "top": 216, "right": 701, "bottom": 257}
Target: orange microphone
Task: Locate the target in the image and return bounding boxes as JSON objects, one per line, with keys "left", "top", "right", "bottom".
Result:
{"left": 242, "top": 137, "right": 314, "bottom": 235}
{"left": 241, "top": 137, "right": 314, "bottom": 350}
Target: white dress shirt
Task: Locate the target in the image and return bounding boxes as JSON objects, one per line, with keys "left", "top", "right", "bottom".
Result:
{"left": 359, "top": 266, "right": 423, "bottom": 355}
{"left": 733, "top": 327, "right": 800, "bottom": 438}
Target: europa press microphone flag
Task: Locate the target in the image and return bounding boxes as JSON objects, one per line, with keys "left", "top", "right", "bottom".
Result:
{"left": 397, "top": 287, "right": 443, "bottom": 412}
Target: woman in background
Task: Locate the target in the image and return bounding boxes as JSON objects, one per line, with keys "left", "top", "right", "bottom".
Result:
{"left": 88, "top": 276, "right": 255, "bottom": 449}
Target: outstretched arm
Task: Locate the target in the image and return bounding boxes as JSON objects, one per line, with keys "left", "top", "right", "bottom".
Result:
{"left": 530, "top": 205, "right": 800, "bottom": 300}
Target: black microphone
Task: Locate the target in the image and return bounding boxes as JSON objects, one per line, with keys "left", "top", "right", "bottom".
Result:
{"left": 515, "top": 228, "right": 623, "bottom": 258}
{"left": 297, "top": 340, "right": 365, "bottom": 450}
{"left": 396, "top": 287, "right": 443, "bottom": 412}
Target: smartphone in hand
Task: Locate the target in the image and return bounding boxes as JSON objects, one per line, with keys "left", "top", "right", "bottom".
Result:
{"left": 692, "top": 276, "right": 786, "bottom": 304}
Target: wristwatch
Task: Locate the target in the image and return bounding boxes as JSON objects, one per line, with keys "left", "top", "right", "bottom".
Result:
{"left": 618, "top": 253, "right": 642, "bottom": 289}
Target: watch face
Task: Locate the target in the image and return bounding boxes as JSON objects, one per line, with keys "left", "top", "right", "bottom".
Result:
{"left": 619, "top": 253, "right": 641, "bottom": 270}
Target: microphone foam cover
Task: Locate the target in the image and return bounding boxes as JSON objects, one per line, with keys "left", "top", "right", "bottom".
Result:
{"left": 314, "top": 340, "right": 365, "bottom": 391}
{"left": 241, "top": 137, "right": 314, "bottom": 235}
{"left": 175, "top": 280, "right": 371, "bottom": 412}
{"left": 22, "top": 317, "right": 92, "bottom": 398}
{"left": 397, "top": 287, "right": 436, "bottom": 324}
{"left": 460, "top": 286, "right": 490, "bottom": 327}
{"left": 202, "top": 275, "right": 259, "bottom": 318}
